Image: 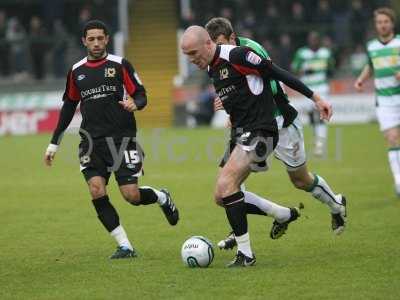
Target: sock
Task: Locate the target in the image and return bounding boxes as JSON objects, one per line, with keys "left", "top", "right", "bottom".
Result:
{"left": 388, "top": 148, "right": 400, "bottom": 187}
{"left": 315, "top": 123, "right": 328, "bottom": 142}
{"left": 306, "top": 174, "right": 342, "bottom": 213}
{"left": 92, "top": 195, "right": 120, "bottom": 232}
{"left": 235, "top": 232, "right": 253, "bottom": 258}
{"left": 139, "top": 186, "right": 167, "bottom": 205}
{"left": 240, "top": 180, "right": 264, "bottom": 216}
{"left": 245, "top": 202, "right": 267, "bottom": 216}
{"left": 222, "top": 191, "right": 248, "bottom": 236}
{"left": 110, "top": 225, "right": 133, "bottom": 250}
{"left": 244, "top": 191, "right": 290, "bottom": 222}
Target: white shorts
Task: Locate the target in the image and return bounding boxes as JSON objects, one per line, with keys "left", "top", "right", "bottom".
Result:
{"left": 376, "top": 105, "right": 400, "bottom": 131}
{"left": 274, "top": 117, "right": 307, "bottom": 171}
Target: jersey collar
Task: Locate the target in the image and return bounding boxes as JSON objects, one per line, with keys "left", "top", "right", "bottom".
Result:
{"left": 210, "top": 45, "right": 221, "bottom": 68}
{"left": 85, "top": 54, "right": 108, "bottom": 68}
{"left": 377, "top": 33, "right": 395, "bottom": 45}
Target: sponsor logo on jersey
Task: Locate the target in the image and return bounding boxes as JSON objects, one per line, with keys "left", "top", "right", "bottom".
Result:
{"left": 105, "top": 67, "right": 116, "bottom": 78}
{"left": 246, "top": 51, "right": 262, "bottom": 65}
{"left": 217, "top": 85, "right": 236, "bottom": 98}
{"left": 77, "top": 74, "right": 86, "bottom": 81}
{"left": 80, "top": 84, "right": 117, "bottom": 98}
{"left": 219, "top": 68, "right": 229, "bottom": 79}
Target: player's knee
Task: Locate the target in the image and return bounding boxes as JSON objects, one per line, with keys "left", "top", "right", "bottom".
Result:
{"left": 89, "top": 182, "right": 106, "bottom": 199}
{"left": 122, "top": 189, "right": 141, "bottom": 205}
{"left": 214, "top": 193, "right": 224, "bottom": 206}
{"left": 214, "top": 177, "right": 235, "bottom": 203}
{"left": 384, "top": 131, "right": 400, "bottom": 147}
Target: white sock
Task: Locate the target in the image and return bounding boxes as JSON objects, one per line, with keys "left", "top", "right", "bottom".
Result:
{"left": 110, "top": 225, "right": 133, "bottom": 250}
{"left": 315, "top": 123, "right": 328, "bottom": 141}
{"left": 141, "top": 185, "right": 167, "bottom": 205}
{"left": 388, "top": 149, "right": 400, "bottom": 187}
{"left": 244, "top": 191, "right": 290, "bottom": 222}
{"left": 309, "top": 175, "right": 342, "bottom": 213}
{"left": 240, "top": 183, "right": 246, "bottom": 191}
{"left": 235, "top": 232, "right": 253, "bottom": 258}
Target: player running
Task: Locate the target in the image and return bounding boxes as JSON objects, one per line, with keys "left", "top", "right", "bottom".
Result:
{"left": 205, "top": 18, "right": 347, "bottom": 251}
{"left": 354, "top": 7, "right": 400, "bottom": 197}
{"left": 44, "top": 20, "right": 179, "bottom": 259}
{"left": 292, "top": 31, "right": 334, "bottom": 156}
{"left": 181, "top": 25, "right": 332, "bottom": 267}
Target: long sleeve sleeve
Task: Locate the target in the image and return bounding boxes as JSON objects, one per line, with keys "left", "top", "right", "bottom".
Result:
{"left": 263, "top": 61, "right": 314, "bottom": 98}
{"left": 122, "top": 59, "right": 147, "bottom": 110}
{"left": 229, "top": 47, "right": 314, "bottom": 99}
{"left": 50, "top": 99, "right": 79, "bottom": 145}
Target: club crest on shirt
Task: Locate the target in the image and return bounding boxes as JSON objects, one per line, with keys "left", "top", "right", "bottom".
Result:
{"left": 246, "top": 52, "right": 262, "bottom": 65}
{"left": 105, "top": 67, "right": 116, "bottom": 78}
{"left": 219, "top": 68, "right": 229, "bottom": 79}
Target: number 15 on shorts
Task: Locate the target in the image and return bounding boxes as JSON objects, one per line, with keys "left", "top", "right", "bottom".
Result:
{"left": 124, "top": 150, "right": 140, "bottom": 164}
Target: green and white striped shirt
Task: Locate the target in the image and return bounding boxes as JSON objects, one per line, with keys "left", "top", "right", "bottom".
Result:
{"left": 367, "top": 35, "right": 400, "bottom": 106}
{"left": 291, "top": 47, "right": 333, "bottom": 95}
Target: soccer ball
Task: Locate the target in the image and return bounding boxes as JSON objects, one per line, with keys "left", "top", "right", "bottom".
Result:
{"left": 181, "top": 236, "right": 214, "bottom": 268}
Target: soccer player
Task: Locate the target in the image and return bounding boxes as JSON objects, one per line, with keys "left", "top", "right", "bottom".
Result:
{"left": 292, "top": 31, "right": 334, "bottom": 156}
{"left": 204, "top": 18, "right": 347, "bottom": 251}
{"left": 354, "top": 7, "right": 400, "bottom": 196}
{"left": 43, "top": 20, "right": 179, "bottom": 259}
{"left": 181, "top": 25, "right": 331, "bottom": 267}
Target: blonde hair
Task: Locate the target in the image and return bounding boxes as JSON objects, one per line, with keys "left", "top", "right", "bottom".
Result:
{"left": 374, "top": 7, "right": 396, "bottom": 24}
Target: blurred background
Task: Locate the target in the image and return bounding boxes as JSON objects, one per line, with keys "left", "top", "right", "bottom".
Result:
{"left": 0, "top": 0, "right": 399, "bottom": 135}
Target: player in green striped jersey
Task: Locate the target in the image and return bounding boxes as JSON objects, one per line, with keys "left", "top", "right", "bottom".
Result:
{"left": 354, "top": 7, "right": 400, "bottom": 196}
{"left": 205, "top": 18, "right": 347, "bottom": 250}
{"left": 291, "top": 31, "right": 334, "bottom": 157}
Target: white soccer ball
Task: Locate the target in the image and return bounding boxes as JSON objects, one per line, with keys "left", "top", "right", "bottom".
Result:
{"left": 181, "top": 236, "right": 214, "bottom": 268}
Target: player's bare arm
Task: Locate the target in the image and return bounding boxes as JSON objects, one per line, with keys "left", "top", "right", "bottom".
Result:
{"left": 354, "top": 64, "right": 372, "bottom": 91}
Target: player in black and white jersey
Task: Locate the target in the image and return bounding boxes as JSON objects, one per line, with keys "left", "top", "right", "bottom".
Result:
{"left": 205, "top": 18, "right": 347, "bottom": 250}
{"left": 181, "top": 26, "right": 331, "bottom": 267}
{"left": 44, "top": 20, "right": 179, "bottom": 259}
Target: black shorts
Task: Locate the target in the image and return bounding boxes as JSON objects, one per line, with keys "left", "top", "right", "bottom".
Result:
{"left": 79, "top": 138, "right": 144, "bottom": 186}
{"left": 219, "top": 129, "right": 278, "bottom": 172}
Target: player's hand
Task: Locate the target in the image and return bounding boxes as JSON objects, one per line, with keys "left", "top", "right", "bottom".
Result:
{"left": 313, "top": 94, "right": 332, "bottom": 121}
{"left": 354, "top": 78, "right": 363, "bottom": 92}
{"left": 214, "top": 97, "right": 224, "bottom": 111}
{"left": 395, "top": 72, "right": 400, "bottom": 82}
{"left": 44, "top": 144, "right": 58, "bottom": 166}
{"left": 119, "top": 95, "right": 137, "bottom": 112}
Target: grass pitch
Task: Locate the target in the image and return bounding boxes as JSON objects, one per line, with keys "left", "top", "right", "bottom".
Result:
{"left": 1, "top": 124, "right": 399, "bottom": 299}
